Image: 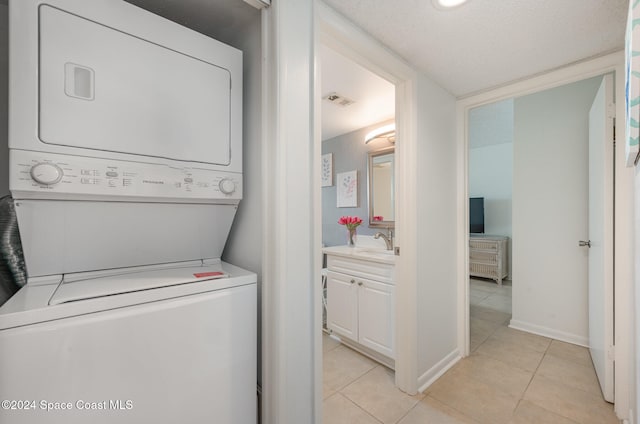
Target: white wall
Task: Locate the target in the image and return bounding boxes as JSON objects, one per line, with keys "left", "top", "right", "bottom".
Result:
{"left": 416, "top": 74, "right": 458, "bottom": 382}
{"left": 0, "top": 4, "right": 8, "bottom": 197}
{"left": 469, "top": 143, "right": 512, "bottom": 236}
{"left": 469, "top": 143, "right": 513, "bottom": 274}
{"left": 511, "top": 77, "right": 602, "bottom": 345}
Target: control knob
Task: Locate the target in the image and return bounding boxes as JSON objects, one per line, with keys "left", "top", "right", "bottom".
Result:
{"left": 30, "top": 162, "right": 63, "bottom": 185}
{"left": 218, "top": 178, "right": 236, "bottom": 195}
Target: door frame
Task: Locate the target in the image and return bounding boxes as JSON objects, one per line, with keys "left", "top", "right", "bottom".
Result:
{"left": 455, "top": 51, "right": 633, "bottom": 420}
{"left": 315, "top": 0, "right": 420, "bottom": 395}
{"left": 261, "top": 2, "right": 421, "bottom": 421}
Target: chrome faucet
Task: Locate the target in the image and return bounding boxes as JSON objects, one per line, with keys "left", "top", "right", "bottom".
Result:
{"left": 374, "top": 228, "right": 394, "bottom": 250}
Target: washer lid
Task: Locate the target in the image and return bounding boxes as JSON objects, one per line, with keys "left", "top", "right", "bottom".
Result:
{"left": 49, "top": 265, "right": 231, "bottom": 305}
{"left": 16, "top": 201, "right": 238, "bottom": 278}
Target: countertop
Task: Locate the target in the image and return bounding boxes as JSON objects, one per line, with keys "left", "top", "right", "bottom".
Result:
{"left": 322, "top": 245, "right": 396, "bottom": 265}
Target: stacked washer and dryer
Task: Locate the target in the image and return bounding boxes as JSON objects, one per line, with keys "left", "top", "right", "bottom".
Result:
{"left": 0, "top": 0, "right": 256, "bottom": 423}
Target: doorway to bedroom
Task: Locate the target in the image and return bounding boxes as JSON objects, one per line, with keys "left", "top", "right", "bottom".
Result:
{"left": 467, "top": 99, "right": 514, "bottom": 352}
{"left": 466, "top": 73, "right": 611, "bottom": 361}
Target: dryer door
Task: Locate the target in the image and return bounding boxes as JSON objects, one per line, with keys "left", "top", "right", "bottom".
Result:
{"left": 38, "top": 5, "right": 233, "bottom": 166}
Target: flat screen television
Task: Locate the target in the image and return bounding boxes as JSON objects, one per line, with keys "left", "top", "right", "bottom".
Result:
{"left": 469, "top": 197, "right": 484, "bottom": 234}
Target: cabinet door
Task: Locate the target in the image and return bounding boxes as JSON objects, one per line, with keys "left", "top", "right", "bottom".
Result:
{"left": 326, "top": 271, "right": 358, "bottom": 340}
{"left": 358, "top": 278, "right": 394, "bottom": 358}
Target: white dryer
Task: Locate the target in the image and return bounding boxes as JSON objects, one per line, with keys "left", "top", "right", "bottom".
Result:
{"left": 0, "top": 0, "right": 256, "bottom": 423}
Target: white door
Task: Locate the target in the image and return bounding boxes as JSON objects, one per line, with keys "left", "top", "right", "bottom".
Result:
{"left": 326, "top": 271, "right": 358, "bottom": 340}
{"left": 588, "top": 74, "right": 614, "bottom": 403}
{"left": 358, "top": 278, "right": 395, "bottom": 357}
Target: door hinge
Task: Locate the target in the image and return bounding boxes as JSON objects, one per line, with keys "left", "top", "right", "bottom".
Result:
{"left": 608, "top": 103, "right": 616, "bottom": 142}
{"left": 607, "top": 345, "right": 615, "bottom": 361}
{"left": 394, "top": 246, "right": 400, "bottom": 256}
{"left": 613, "top": 117, "right": 616, "bottom": 142}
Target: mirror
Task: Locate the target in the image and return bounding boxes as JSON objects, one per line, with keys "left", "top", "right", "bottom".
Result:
{"left": 368, "top": 147, "right": 395, "bottom": 227}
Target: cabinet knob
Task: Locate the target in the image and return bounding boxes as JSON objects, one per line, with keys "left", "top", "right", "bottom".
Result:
{"left": 358, "top": 281, "right": 363, "bottom": 286}
{"left": 350, "top": 279, "right": 356, "bottom": 284}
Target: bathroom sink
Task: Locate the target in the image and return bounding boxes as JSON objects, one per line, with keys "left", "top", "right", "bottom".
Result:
{"left": 355, "top": 248, "right": 394, "bottom": 256}
{"left": 322, "top": 245, "right": 396, "bottom": 263}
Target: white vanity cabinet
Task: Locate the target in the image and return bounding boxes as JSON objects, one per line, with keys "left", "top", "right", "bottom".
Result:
{"left": 324, "top": 249, "right": 395, "bottom": 363}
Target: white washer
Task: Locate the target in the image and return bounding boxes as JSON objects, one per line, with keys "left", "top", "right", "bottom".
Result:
{"left": 1, "top": 0, "right": 256, "bottom": 422}
{"left": 0, "top": 261, "right": 256, "bottom": 424}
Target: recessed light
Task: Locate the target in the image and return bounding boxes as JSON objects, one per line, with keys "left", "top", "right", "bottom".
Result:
{"left": 432, "top": 0, "right": 469, "bottom": 10}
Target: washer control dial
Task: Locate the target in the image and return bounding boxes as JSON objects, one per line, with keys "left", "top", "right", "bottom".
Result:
{"left": 218, "top": 178, "right": 236, "bottom": 195}
{"left": 30, "top": 163, "right": 63, "bottom": 185}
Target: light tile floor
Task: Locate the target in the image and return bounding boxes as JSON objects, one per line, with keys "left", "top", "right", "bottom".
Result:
{"left": 322, "top": 278, "right": 619, "bottom": 424}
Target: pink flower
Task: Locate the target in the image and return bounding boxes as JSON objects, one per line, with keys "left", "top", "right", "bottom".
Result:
{"left": 338, "top": 216, "right": 363, "bottom": 230}
{"left": 373, "top": 216, "right": 384, "bottom": 222}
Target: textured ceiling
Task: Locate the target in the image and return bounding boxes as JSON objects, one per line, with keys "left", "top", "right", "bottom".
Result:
{"left": 126, "top": 0, "right": 392, "bottom": 140}
{"left": 123, "top": 0, "right": 626, "bottom": 137}
{"left": 323, "top": 0, "right": 627, "bottom": 97}
{"left": 321, "top": 45, "right": 395, "bottom": 140}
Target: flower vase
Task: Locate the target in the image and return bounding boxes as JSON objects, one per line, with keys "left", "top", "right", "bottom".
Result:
{"left": 347, "top": 228, "right": 357, "bottom": 247}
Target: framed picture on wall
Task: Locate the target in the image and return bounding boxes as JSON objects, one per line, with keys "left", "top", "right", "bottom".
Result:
{"left": 626, "top": 0, "right": 640, "bottom": 165}
{"left": 321, "top": 153, "right": 333, "bottom": 187}
{"left": 337, "top": 170, "right": 358, "bottom": 208}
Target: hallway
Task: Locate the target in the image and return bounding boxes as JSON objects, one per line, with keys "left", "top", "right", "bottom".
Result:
{"left": 322, "top": 279, "right": 619, "bottom": 424}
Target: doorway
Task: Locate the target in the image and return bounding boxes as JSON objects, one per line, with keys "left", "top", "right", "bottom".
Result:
{"left": 314, "top": 0, "right": 422, "bottom": 406}
{"left": 458, "top": 52, "right": 631, "bottom": 419}
{"left": 467, "top": 74, "right": 607, "bottom": 339}
{"left": 318, "top": 38, "right": 397, "bottom": 380}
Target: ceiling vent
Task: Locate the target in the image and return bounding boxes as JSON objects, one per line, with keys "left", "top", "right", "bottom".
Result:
{"left": 323, "top": 92, "right": 355, "bottom": 107}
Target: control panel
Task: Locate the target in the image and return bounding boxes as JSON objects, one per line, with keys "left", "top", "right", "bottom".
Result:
{"left": 10, "top": 150, "right": 242, "bottom": 202}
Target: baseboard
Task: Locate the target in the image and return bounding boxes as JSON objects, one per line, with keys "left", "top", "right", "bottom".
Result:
{"left": 509, "top": 319, "right": 588, "bottom": 347}
{"left": 417, "top": 348, "right": 461, "bottom": 393}
{"left": 333, "top": 335, "right": 395, "bottom": 370}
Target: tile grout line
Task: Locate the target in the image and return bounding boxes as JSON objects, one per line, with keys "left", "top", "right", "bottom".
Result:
{"left": 334, "top": 362, "right": 379, "bottom": 394}
{"left": 517, "top": 341, "right": 586, "bottom": 424}
{"left": 348, "top": 362, "right": 380, "bottom": 383}
{"left": 469, "top": 282, "right": 522, "bottom": 422}
{"left": 336, "top": 392, "right": 384, "bottom": 424}
{"left": 506, "top": 345, "right": 546, "bottom": 424}
{"left": 392, "top": 401, "right": 418, "bottom": 424}
{"left": 422, "top": 392, "right": 491, "bottom": 424}
{"left": 527, "top": 364, "right": 616, "bottom": 421}
{"left": 322, "top": 344, "right": 377, "bottom": 401}
{"left": 471, "top": 319, "right": 609, "bottom": 423}
{"left": 339, "top": 364, "right": 426, "bottom": 424}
